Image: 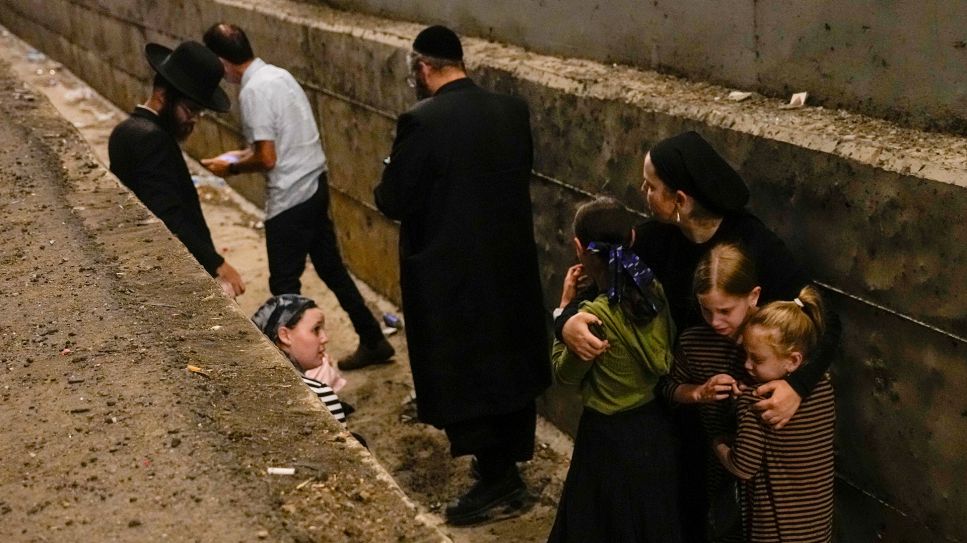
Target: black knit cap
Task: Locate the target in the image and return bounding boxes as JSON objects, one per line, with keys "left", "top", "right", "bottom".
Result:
{"left": 649, "top": 131, "right": 749, "bottom": 214}
{"left": 412, "top": 25, "right": 463, "bottom": 60}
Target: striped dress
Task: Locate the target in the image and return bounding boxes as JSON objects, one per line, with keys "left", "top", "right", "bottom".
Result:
{"left": 723, "top": 378, "right": 836, "bottom": 542}
{"left": 660, "top": 325, "right": 746, "bottom": 542}
{"left": 301, "top": 375, "right": 347, "bottom": 426}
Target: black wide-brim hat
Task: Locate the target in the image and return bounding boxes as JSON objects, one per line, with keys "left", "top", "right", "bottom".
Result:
{"left": 145, "top": 41, "right": 230, "bottom": 113}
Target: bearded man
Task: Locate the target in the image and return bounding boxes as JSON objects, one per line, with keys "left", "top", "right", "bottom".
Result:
{"left": 375, "top": 26, "right": 550, "bottom": 525}
{"left": 108, "top": 41, "right": 244, "bottom": 296}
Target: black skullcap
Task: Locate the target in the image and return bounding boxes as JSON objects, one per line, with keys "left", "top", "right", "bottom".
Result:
{"left": 412, "top": 25, "right": 463, "bottom": 60}
{"left": 649, "top": 131, "right": 749, "bottom": 214}
{"left": 252, "top": 294, "right": 317, "bottom": 343}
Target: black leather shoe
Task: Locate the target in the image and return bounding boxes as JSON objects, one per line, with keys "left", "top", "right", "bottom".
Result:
{"left": 445, "top": 467, "right": 527, "bottom": 525}
{"left": 338, "top": 338, "right": 395, "bottom": 370}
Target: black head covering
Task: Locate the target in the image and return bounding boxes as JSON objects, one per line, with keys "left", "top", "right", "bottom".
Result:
{"left": 649, "top": 131, "right": 749, "bottom": 214}
{"left": 145, "top": 41, "right": 231, "bottom": 112}
{"left": 252, "top": 294, "right": 317, "bottom": 343}
{"left": 412, "top": 25, "right": 463, "bottom": 60}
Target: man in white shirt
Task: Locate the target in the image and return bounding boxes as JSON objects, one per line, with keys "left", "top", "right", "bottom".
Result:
{"left": 201, "top": 23, "right": 393, "bottom": 369}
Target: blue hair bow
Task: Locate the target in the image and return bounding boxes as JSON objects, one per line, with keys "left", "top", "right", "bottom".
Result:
{"left": 586, "top": 242, "right": 662, "bottom": 316}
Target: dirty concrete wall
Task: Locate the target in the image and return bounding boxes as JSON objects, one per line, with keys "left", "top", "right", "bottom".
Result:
{"left": 322, "top": 0, "right": 967, "bottom": 134}
{"left": 2, "top": 0, "right": 966, "bottom": 541}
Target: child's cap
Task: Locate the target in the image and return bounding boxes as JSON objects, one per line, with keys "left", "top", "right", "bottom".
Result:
{"left": 252, "top": 294, "right": 317, "bottom": 343}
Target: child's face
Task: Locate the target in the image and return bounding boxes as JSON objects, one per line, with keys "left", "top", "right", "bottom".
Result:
{"left": 697, "top": 287, "right": 760, "bottom": 339}
{"left": 278, "top": 308, "right": 329, "bottom": 372}
{"left": 742, "top": 325, "right": 801, "bottom": 383}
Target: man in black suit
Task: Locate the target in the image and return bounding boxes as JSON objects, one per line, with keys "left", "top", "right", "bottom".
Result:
{"left": 108, "top": 41, "right": 244, "bottom": 296}
{"left": 375, "top": 26, "right": 550, "bottom": 525}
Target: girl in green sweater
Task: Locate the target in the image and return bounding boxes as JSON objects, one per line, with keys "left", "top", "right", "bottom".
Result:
{"left": 548, "top": 197, "right": 681, "bottom": 543}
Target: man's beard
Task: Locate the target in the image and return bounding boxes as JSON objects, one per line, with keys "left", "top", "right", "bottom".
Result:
{"left": 414, "top": 73, "right": 432, "bottom": 100}
{"left": 158, "top": 100, "right": 195, "bottom": 142}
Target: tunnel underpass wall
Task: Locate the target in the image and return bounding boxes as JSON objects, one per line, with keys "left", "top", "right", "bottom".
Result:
{"left": 2, "top": 1, "right": 966, "bottom": 540}
{"left": 320, "top": 0, "right": 967, "bottom": 135}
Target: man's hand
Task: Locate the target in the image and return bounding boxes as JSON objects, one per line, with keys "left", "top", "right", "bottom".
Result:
{"left": 753, "top": 380, "right": 802, "bottom": 429}
{"left": 559, "top": 264, "right": 587, "bottom": 309}
{"left": 202, "top": 149, "right": 249, "bottom": 178}
{"left": 201, "top": 157, "right": 232, "bottom": 178}
{"left": 692, "top": 374, "right": 743, "bottom": 403}
{"left": 215, "top": 261, "right": 245, "bottom": 297}
{"left": 562, "top": 312, "right": 608, "bottom": 361}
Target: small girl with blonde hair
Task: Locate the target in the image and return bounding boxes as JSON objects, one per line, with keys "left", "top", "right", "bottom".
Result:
{"left": 714, "top": 286, "right": 836, "bottom": 542}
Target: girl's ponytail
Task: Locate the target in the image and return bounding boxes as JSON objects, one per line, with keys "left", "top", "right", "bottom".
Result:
{"left": 747, "top": 285, "right": 826, "bottom": 360}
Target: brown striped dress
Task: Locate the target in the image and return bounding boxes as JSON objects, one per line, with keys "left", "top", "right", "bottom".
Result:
{"left": 661, "top": 325, "right": 746, "bottom": 542}
{"left": 723, "top": 378, "right": 836, "bottom": 542}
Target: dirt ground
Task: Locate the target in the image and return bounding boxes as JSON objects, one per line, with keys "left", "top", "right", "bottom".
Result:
{"left": 0, "top": 25, "right": 572, "bottom": 542}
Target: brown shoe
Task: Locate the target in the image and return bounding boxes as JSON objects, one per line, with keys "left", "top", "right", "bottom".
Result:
{"left": 338, "top": 338, "right": 395, "bottom": 370}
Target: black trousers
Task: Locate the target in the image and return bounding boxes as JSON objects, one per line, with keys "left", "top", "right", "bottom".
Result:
{"left": 264, "top": 174, "right": 383, "bottom": 346}
{"left": 444, "top": 402, "right": 537, "bottom": 480}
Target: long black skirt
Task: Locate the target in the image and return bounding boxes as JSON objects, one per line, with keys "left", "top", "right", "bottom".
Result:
{"left": 548, "top": 401, "right": 682, "bottom": 543}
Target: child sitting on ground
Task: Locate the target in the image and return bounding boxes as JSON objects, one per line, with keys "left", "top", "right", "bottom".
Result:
{"left": 713, "top": 285, "right": 835, "bottom": 542}
{"left": 252, "top": 294, "right": 350, "bottom": 426}
{"left": 547, "top": 197, "right": 681, "bottom": 543}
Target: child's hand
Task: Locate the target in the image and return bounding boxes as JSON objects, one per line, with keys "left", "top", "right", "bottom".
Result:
{"left": 562, "top": 312, "right": 609, "bottom": 361}
{"left": 712, "top": 438, "right": 731, "bottom": 464}
{"left": 693, "top": 374, "right": 741, "bottom": 403}
{"left": 559, "top": 264, "right": 587, "bottom": 309}
{"left": 753, "top": 380, "right": 802, "bottom": 429}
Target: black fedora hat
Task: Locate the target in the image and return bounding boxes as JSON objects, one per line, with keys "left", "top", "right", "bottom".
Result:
{"left": 145, "top": 41, "right": 230, "bottom": 113}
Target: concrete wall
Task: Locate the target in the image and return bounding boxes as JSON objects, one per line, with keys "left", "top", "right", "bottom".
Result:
{"left": 322, "top": 0, "right": 967, "bottom": 134}
{"left": 2, "top": 0, "right": 966, "bottom": 540}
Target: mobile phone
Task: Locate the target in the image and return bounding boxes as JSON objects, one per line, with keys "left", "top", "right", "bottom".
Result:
{"left": 588, "top": 321, "right": 606, "bottom": 341}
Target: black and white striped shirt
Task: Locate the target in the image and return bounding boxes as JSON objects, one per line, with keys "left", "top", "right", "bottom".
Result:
{"left": 302, "top": 375, "right": 347, "bottom": 426}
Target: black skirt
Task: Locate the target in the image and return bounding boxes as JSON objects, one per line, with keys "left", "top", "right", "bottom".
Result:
{"left": 548, "top": 401, "right": 682, "bottom": 543}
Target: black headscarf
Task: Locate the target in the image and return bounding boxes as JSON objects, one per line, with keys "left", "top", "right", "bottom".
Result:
{"left": 649, "top": 131, "right": 749, "bottom": 214}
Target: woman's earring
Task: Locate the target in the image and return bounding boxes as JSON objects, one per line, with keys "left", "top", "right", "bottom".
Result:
{"left": 675, "top": 209, "right": 681, "bottom": 223}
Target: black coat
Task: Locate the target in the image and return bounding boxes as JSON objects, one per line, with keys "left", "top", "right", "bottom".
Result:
{"left": 108, "top": 107, "right": 223, "bottom": 275}
{"left": 375, "top": 79, "right": 551, "bottom": 427}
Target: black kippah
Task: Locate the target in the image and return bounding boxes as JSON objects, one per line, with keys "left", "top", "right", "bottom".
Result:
{"left": 413, "top": 25, "right": 463, "bottom": 60}
{"left": 649, "top": 131, "right": 749, "bottom": 215}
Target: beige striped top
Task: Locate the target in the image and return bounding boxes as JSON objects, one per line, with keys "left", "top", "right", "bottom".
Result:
{"left": 723, "top": 377, "right": 836, "bottom": 543}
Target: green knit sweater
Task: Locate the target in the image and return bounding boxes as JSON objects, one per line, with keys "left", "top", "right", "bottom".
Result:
{"left": 552, "top": 287, "right": 676, "bottom": 415}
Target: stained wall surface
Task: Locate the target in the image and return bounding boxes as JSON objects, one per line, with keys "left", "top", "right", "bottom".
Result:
{"left": 324, "top": 0, "right": 967, "bottom": 134}
{"left": 1, "top": 0, "right": 965, "bottom": 540}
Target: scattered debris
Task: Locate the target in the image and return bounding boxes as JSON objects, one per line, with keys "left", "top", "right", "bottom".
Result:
{"left": 25, "top": 49, "right": 45, "bottom": 63}
{"left": 186, "top": 365, "right": 211, "bottom": 378}
{"left": 383, "top": 312, "right": 402, "bottom": 329}
{"left": 63, "top": 87, "right": 94, "bottom": 104}
{"left": 60, "top": 348, "right": 73, "bottom": 356}
{"left": 266, "top": 467, "right": 295, "bottom": 476}
{"left": 781, "top": 91, "right": 809, "bottom": 109}
{"left": 727, "top": 91, "right": 752, "bottom": 102}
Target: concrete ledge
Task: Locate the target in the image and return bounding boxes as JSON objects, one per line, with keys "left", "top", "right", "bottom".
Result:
{"left": 0, "top": 58, "right": 443, "bottom": 542}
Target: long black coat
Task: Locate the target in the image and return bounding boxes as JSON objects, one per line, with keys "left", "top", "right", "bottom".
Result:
{"left": 108, "top": 107, "right": 224, "bottom": 275}
{"left": 375, "top": 78, "right": 551, "bottom": 427}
